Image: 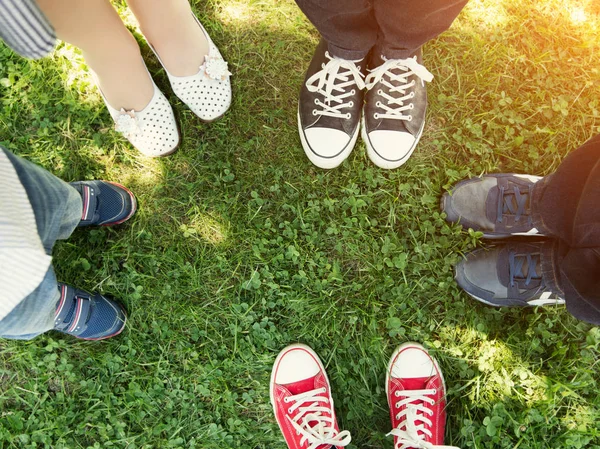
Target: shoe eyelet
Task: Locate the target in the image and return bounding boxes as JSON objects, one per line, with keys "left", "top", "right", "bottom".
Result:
{"left": 378, "top": 89, "right": 383, "bottom": 95}
{"left": 407, "top": 115, "right": 413, "bottom": 121}
{"left": 373, "top": 113, "right": 379, "bottom": 119}
{"left": 395, "top": 391, "right": 400, "bottom": 397}
{"left": 296, "top": 431, "right": 300, "bottom": 436}
{"left": 410, "top": 104, "right": 414, "bottom": 109}
{"left": 284, "top": 397, "right": 289, "bottom": 403}
{"left": 314, "top": 98, "right": 319, "bottom": 104}
{"left": 410, "top": 92, "right": 415, "bottom": 98}
{"left": 346, "top": 113, "right": 351, "bottom": 119}
{"left": 312, "top": 110, "right": 317, "bottom": 116}
{"left": 432, "top": 389, "right": 437, "bottom": 394}
{"left": 288, "top": 408, "right": 293, "bottom": 414}
{"left": 376, "top": 101, "right": 382, "bottom": 107}
{"left": 348, "top": 101, "right": 354, "bottom": 107}
{"left": 395, "top": 403, "right": 400, "bottom": 408}
{"left": 351, "top": 89, "right": 356, "bottom": 95}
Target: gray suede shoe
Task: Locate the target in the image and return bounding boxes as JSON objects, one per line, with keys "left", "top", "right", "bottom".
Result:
{"left": 455, "top": 242, "right": 564, "bottom": 307}
{"left": 442, "top": 174, "right": 543, "bottom": 238}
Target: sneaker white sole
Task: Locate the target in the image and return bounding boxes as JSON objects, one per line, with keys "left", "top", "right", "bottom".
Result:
{"left": 362, "top": 115, "right": 425, "bottom": 170}
{"left": 481, "top": 230, "right": 546, "bottom": 239}
{"left": 385, "top": 342, "right": 446, "bottom": 408}
{"left": 297, "top": 109, "right": 359, "bottom": 170}
{"left": 462, "top": 288, "right": 564, "bottom": 307}
{"left": 269, "top": 343, "right": 335, "bottom": 424}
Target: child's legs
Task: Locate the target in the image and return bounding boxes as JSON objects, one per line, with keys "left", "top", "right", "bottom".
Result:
{"left": 2, "top": 148, "right": 81, "bottom": 252}
{"left": 0, "top": 268, "right": 59, "bottom": 340}
{"left": 0, "top": 149, "right": 82, "bottom": 339}
{"left": 127, "top": 0, "right": 208, "bottom": 76}
{"left": 36, "top": 0, "right": 153, "bottom": 111}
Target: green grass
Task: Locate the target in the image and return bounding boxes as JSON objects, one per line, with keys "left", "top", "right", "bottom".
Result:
{"left": 1, "top": 0, "right": 600, "bottom": 447}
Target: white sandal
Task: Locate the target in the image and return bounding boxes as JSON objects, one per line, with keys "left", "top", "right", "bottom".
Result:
{"left": 149, "top": 14, "right": 232, "bottom": 122}
{"left": 98, "top": 75, "right": 180, "bottom": 158}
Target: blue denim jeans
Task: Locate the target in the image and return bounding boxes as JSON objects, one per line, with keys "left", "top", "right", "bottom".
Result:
{"left": 0, "top": 148, "right": 81, "bottom": 339}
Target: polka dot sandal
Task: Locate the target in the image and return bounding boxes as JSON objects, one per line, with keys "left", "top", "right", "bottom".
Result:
{"left": 100, "top": 77, "right": 180, "bottom": 157}
{"left": 54, "top": 283, "right": 126, "bottom": 340}
{"left": 150, "top": 14, "right": 232, "bottom": 122}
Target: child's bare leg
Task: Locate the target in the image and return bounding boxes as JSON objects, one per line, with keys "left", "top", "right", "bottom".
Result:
{"left": 127, "top": 0, "right": 209, "bottom": 77}
{"left": 37, "top": 0, "right": 153, "bottom": 111}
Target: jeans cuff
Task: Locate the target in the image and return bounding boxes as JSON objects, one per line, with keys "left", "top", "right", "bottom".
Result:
{"left": 327, "top": 42, "right": 369, "bottom": 61}
{"left": 56, "top": 184, "right": 83, "bottom": 240}
{"left": 540, "top": 239, "right": 565, "bottom": 299}
{"left": 373, "top": 43, "right": 421, "bottom": 61}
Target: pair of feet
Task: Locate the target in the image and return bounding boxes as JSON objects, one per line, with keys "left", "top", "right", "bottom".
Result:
{"left": 53, "top": 180, "right": 137, "bottom": 340}
{"left": 299, "top": 40, "right": 433, "bottom": 169}
{"left": 271, "top": 343, "right": 456, "bottom": 449}
{"left": 442, "top": 174, "right": 564, "bottom": 307}
{"left": 102, "top": 14, "right": 231, "bottom": 158}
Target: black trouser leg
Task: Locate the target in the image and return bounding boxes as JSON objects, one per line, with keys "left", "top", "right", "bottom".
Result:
{"left": 294, "top": 0, "right": 469, "bottom": 60}
{"left": 533, "top": 134, "right": 600, "bottom": 323}
{"left": 372, "top": 0, "right": 469, "bottom": 59}
{"left": 294, "top": 0, "right": 377, "bottom": 60}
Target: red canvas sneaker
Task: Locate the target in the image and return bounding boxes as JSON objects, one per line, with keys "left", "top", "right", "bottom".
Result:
{"left": 270, "top": 344, "right": 352, "bottom": 449}
{"left": 386, "top": 343, "right": 458, "bottom": 449}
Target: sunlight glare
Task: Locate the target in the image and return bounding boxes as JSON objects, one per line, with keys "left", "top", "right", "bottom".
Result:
{"left": 121, "top": 157, "right": 163, "bottom": 188}
{"left": 219, "top": 1, "right": 252, "bottom": 25}
{"left": 569, "top": 6, "right": 588, "bottom": 25}
{"left": 185, "top": 212, "right": 228, "bottom": 245}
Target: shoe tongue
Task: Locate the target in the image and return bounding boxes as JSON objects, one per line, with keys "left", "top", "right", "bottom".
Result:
{"left": 401, "top": 376, "right": 431, "bottom": 391}
{"left": 497, "top": 246, "right": 541, "bottom": 288}
{"left": 282, "top": 376, "right": 317, "bottom": 395}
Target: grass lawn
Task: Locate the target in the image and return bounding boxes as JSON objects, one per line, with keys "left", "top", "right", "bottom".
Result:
{"left": 1, "top": 0, "right": 600, "bottom": 447}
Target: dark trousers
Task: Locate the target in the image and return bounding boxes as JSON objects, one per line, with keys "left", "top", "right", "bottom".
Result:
{"left": 532, "top": 135, "right": 600, "bottom": 324}
{"left": 294, "top": 0, "right": 469, "bottom": 60}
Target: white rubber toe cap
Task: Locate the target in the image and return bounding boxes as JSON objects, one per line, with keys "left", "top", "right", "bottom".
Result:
{"left": 274, "top": 346, "right": 321, "bottom": 384}
{"left": 304, "top": 127, "right": 353, "bottom": 158}
{"left": 300, "top": 123, "right": 358, "bottom": 169}
{"left": 365, "top": 129, "right": 416, "bottom": 169}
{"left": 390, "top": 343, "right": 435, "bottom": 379}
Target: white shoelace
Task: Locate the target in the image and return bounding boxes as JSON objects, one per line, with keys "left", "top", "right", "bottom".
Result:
{"left": 284, "top": 387, "right": 352, "bottom": 449}
{"left": 305, "top": 52, "right": 366, "bottom": 119}
{"left": 365, "top": 56, "right": 433, "bottom": 121}
{"left": 387, "top": 389, "right": 460, "bottom": 449}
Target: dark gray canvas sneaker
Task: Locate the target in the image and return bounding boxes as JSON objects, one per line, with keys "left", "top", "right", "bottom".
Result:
{"left": 298, "top": 39, "right": 366, "bottom": 169}
{"left": 362, "top": 50, "right": 433, "bottom": 169}
{"left": 455, "top": 242, "right": 564, "bottom": 307}
{"left": 442, "top": 174, "right": 543, "bottom": 238}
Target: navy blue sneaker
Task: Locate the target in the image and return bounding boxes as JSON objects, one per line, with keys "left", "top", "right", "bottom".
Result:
{"left": 455, "top": 242, "right": 564, "bottom": 307}
{"left": 442, "top": 174, "right": 543, "bottom": 238}
{"left": 54, "top": 283, "right": 127, "bottom": 340}
{"left": 70, "top": 181, "right": 137, "bottom": 227}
